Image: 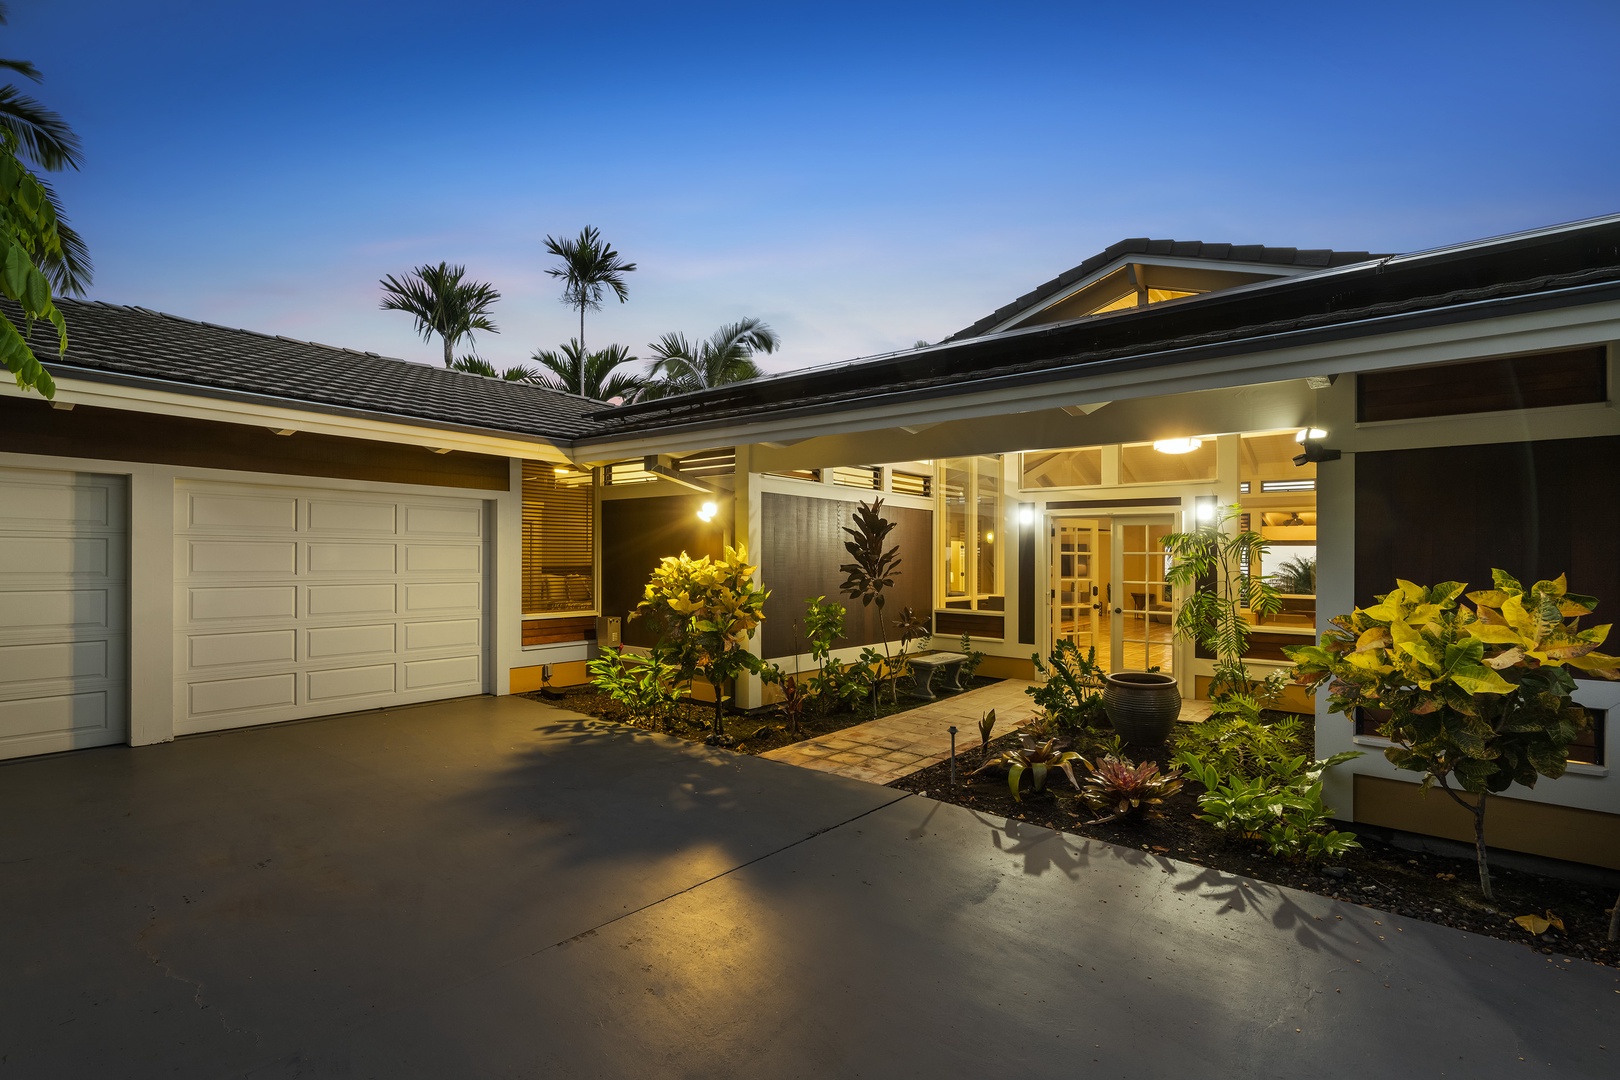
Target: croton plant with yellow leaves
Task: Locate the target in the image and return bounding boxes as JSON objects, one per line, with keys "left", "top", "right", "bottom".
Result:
{"left": 634, "top": 545, "right": 769, "bottom": 744}
{"left": 1286, "top": 571, "right": 1620, "bottom": 899}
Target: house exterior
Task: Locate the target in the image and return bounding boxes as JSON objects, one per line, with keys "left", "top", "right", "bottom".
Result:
{"left": 3, "top": 214, "right": 1618, "bottom": 870}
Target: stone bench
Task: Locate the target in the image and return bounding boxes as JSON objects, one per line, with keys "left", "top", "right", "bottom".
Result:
{"left": 904, "top": 651, "right": 971, "bottom": 700}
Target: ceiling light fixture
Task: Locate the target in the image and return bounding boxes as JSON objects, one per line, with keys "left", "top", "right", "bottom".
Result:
{"left": 1152, "top": 437, "right": 1202, "bottom": 455}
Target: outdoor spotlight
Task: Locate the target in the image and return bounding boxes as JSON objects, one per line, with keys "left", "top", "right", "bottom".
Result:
{"left": 1292, "top": 440, "right": 1341, "bottom": 467}
{"left": 1295, "top": 427, "right": 1328, "bottom": 443}
{"left": 697, "top": 500, "right": 719, "bottom": 523}
{"left": 1152, "top": 437, "right": 1202, "bottom": 455}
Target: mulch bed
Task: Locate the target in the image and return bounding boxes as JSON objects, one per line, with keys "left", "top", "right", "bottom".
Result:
{"left": 891, "top": 729, "right": 1619, "bottom": 967}
{"left": 522, "top": 676, "right": 1000, "bottom": 757}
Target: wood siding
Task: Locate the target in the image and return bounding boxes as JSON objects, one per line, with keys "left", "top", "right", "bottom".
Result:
{"left": 600, "top": 495, "right": 723, "bottom": 649}
{"left": 521, "top": 616, "right": 597, "bottom": 646}
{"left": 1357, "top": 346, "right": 1607, "bottom": 423}
{"left": 0, "top": 397, "right": 510, "bottom": 490}
{"left": 760, "top": 492, "right": 933, "bottom": 658}
{"left": 1355, "top": 435, "right": 1620, "bottom": 634}
{"left": 933, "top": 610, "right": 1006, "bottom": 639}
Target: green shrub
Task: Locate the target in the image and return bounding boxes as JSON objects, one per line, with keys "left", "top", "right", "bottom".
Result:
{"left": 1178, "top": 750, "right": 1361, "bottom": 862}
{"left": 971, "top": 735, "right": 1081, "bottom": 802}
{"left": 1027, "top": 639, "right": 1106, "bottom": 732}
{"left": 587, "top": 647, "right": 689, "bottom": 730}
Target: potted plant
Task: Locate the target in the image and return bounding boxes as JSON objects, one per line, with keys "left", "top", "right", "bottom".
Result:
{"left": 1286, "top": 571, "right": 1619, "bottom": 899}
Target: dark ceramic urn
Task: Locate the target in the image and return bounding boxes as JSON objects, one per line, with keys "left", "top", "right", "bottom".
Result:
{"left": 1102, "top": 671, "right": 1181, "bottom": 746}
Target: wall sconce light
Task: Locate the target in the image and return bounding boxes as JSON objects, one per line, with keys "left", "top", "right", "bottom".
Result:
{"left": 1017, "top": 505, "right": 1035, "bottom": 526}
{"left": 1152, "top": 437, "right": 1202, "bottom": 455}
{"left": 1196, "top": 500, "right": 1217, "bottom": 522}
{"left": 697, "top": 500, "right": 719, "bottom": 523}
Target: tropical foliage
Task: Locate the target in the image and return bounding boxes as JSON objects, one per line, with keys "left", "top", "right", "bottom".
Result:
{"left": 632, "top": 545, "right": 769, "bottom": 742}
{"left": 1286, "top": 571, "right": 1618, "bottom": 896}
{"left": 0, "top": 134, "right": 66, "bottom": 396}
{"left": 838, "top": 498, "right": 904, "bottom": 701}
{"left": 971, "top": 735, "right": 1082, "bottom": 802}
{"left": 543, "top": 225, "right": 635, "bottom": 356}
{"left": 586, "top": 647, "right": 689, "bottom": 731}
{"left": 1027, "top": 639, "right": 1107, "bottom": 732}
{"left": 1164, "top": 505, "right": 1284, "bottom": 701}
{"left": 448, "top": 355, "right": 540, "bottom": 382}
{"left": 1079, "top": 754, "right": 1183, "bottom": 820}
{"left": 0, "top": 6, "right": 89, "bottom": 297}
{"left": 379, "top": 262, "right": 500, "bottom": 366}
{"left": 529, "top": 339, "right": 648, "bottom": 401}
{"left": 642, "top": 317, "right": 778, "bottom": 399}
{"left": 1272, "top": 554, "right": 1316, "bottom": 594}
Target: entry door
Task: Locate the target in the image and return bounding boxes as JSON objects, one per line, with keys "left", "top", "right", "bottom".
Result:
{"left": 1050, "top": 518, "right": 1105, "bottom": 667}
{"left": 1111, "top": 516, "right": 1175, "bottom": 674}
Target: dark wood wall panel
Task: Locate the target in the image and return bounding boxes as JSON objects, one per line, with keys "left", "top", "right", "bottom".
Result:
{"left": 1356, "top": 437, "right": 1620, "bottom": 660}
{"left": 522, "top": 616, "right": 598, "bottom": 646}
{"left": 600, "top": 495, "right": 724, "bottom": 648}
{"left": 0, "top": 397, "right": 510, "bottom": 489}
{"left": 760, "top": 492, "right": 933, "bottom": 658}
{"left": 1357, "top": 346, "right": 1607, "bottom": 423}
{"left": 935, "top": 610, "right": 1006, "bottom": 639}
{"left": 1017, "top": 504, "right": 1036, "bottom": 644}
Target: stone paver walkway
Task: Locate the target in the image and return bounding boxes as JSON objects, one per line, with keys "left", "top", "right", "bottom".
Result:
{"left": 763, "top": 681, "right": 1216, "bottom": 784}
{"left": 762, "top": 680, "right": 1040, "bottom": 784}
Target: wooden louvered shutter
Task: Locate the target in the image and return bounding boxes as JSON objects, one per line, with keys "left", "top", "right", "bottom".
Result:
{"left": 522, "top": 464, "right": 595, "bottom": 614}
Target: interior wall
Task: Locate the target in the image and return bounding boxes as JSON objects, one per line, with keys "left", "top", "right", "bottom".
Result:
{"left": 759, "top": 491, "right": 933, "bottom": 658}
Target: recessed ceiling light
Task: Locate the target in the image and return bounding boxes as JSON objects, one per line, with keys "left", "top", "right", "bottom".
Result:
{"left": 1153, "top": 437, "right": 1202, "bottom": 455}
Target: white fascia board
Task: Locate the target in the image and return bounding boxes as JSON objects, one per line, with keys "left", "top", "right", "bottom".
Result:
{"left": 6, "top": 375, "right": 573, "bottom": 462}
{"left": 573, "top": 293, "right": 1620, "bottom": 461}
{"left": 986, "top": 254, "right": 1324, "bottom": 335}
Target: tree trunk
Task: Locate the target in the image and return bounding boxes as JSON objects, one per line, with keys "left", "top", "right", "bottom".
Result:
{"left": 443, "top": 336, "right": 453, "bottom": 367}
{"left": 1471, "top": 792, "right": 1492, "bottom": 902}
{"left": 710, "top": 674, "right": 726, "bottom": 741}
{"left": 578, "top": 306, "right": 587, "bottom": 390}
{"left": 1609, "top": 890, "right": 1619, "bottom": 942}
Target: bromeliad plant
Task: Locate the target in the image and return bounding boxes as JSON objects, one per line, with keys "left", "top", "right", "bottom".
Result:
{"left": 633, "top": 545, "right": 769, "bottom": 744}
{"left": 1286, "top": 571, "right": 1620, "bottom": 897}
{"left": 971, "top": 735, "right": 1082, "bottom": 802}
{"left": 1164, "top": 505, "right": 1284, "bottom": 701}
{"left": 1079, "top": 755, "right": 1183, "bottom": 822}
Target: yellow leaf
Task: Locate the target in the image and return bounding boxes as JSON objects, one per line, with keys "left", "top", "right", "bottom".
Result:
{"left": 1354, "top": 627, "right": 1391, "bottom": 653}
{"left": 1513, "top": 911, "right": 1564, "bottom": 935}
{"left": 1467, "top": 623, "right": 1525, "bottom": 646}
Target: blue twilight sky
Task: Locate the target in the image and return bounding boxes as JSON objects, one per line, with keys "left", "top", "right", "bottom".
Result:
{"left": 10, "top": 1, "right": 1620, "bottom": 375}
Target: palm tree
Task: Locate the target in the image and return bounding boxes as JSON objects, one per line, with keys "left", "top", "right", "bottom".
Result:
{"left": 448, "top": 355, "right": 541, "bottom": 382}
{"left": 542, "top": 226, "right": 635, "bottom": 382}
{"left": 0, "top": 5, "right": 90, "bottom": 295}
{"left": 642, "top": 318, "right": 779, "bottom": 400}
{"left": 378, "top": 262, "right": 500, "bottom": 367}
{"left": 530, "top": 339, "right": 648, "bottom": 402}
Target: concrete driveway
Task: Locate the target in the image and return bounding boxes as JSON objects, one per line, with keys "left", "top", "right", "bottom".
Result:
{"left": 1, "top": 696, "right": 1614, "bottom": 1078}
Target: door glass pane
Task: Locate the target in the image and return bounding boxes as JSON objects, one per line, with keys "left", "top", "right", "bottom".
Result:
{"left": 1052, "top": 520, "right": 1104, "bottom": 667}
{"left": 942, "top": 460, "right": 968, "bottom": 601}
{"left": 975, "top": 456, "right": 1002, "bottom": 602}
{"left": 1118, "top": 518, "right": 1173, "bottom": 674}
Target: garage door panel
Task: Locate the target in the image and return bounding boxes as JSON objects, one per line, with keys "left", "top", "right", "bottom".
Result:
{"left": 306, "top": 623, "right": 396, "bottom": 659}
{"left": 189, "top": 585, "right": 298, "bottom": 622}
{"left": 307, "top": 542, "right": 397, "bottom": 575}
{"left": 0, "top": 690, "right": 112, "bottom": 741}
{"left": 404, "top": 544, "right": 481, "bottom": 573}
{"left": 307, "top": 583, "right": 397, "bottom": 617}
{"left": 187, "top": 629, "right": 297, "bottom": 670}
{"left": 186, "top": 491, "right": 298, "bottom": 533}
{"left": 403, "top": 581, "right": 480, "bottom": 613}
{"left": 0, "top": 536, "right": 115, "bottom": 578}
{"left": 307, "top": 664, "right": 396, "bottom": 702}
{"left": 0, "top": 639, "right": 109, "bottom": 686}
{"left": 188, "top": 540, "right": 298, "bottom": 575}
{"left": 188, "top": 673, "right": 297, "bottom": 717}
{"left": 307, "top": 499, "right": 396, "bottom": 534}
{"left": 403, "top": 618, "right": 480, "bottom": 652}
{"left": 175, "top": 481, "right": 487, "bottom": 734}
{"left": 403, "top": 505, "right": 482, "bottom": 538}
{"left": 404, "top": 655, "right": 480, "bottom": 690}
{"left": 0, "top": 588, "right": 113, "bottom": 633}
{"left": 0, "top": 475, "right": 113, "bottom": 529}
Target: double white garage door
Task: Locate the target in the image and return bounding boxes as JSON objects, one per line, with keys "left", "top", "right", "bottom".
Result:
{"left": 0, "top": 467, "right": 489, "bottom": 759}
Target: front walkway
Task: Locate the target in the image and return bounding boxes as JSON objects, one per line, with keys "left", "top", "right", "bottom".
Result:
{"left": 762, "top": 681, "right": 1217, "bottom": 784}
{"left": 762, "top": 679, "right": 1040, "bottom": 783}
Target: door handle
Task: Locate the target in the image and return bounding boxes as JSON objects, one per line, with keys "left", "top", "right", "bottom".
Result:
{"left": 1091, "top": 603, "right": 1102, "bottom": 611}
{"left": 1113, "top": 607, "right": 1123, "bottom": 614}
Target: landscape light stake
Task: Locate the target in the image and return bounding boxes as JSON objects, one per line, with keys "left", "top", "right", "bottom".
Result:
{"left": 948, "top": 725, "right": 958, "bottom": 788}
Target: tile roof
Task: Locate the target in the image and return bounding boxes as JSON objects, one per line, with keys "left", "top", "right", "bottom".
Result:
{"left": 18, "top": 299, "right": 598, "bottom": 441}
{"left": 943, "top": 238, "right": 1386, "bottom": 342}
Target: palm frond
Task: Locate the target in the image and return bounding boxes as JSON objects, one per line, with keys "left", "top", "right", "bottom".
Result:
{"left": 0, "top": 85, "right": 81, "bottom": 171}
{"left": 379, "top": 262, "right": 501, "bottom": 365}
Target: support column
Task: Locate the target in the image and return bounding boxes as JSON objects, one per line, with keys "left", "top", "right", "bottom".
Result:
{"left": 733, "top": 445, "right": 766, "bottom": 709}
{"left": 1316, "top": 449, "right": 1357, "bottom": 820}
{"left": 128, "top": 467, "right": 175, "bottom": 746}
{"left": 491, "top": 458, "right": 525, "bottom": 696}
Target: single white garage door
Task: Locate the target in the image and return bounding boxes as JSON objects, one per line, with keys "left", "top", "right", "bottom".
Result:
{"left": 0, "top": 467, "right": 128, "bottom": 760}
{"left": 175, "top": 481, "right": 487, "bottom": 734}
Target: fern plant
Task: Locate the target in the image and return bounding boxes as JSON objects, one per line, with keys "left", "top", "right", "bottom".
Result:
{"left": 1026, "top": 639, "right": 1106, "bottom": 731}
{"left": 1163, "top": 504, "right": 1282, "bottom": 700}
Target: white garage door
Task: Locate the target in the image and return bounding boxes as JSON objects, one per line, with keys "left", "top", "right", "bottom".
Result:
{"left": 175, "top": 481, "right": 487, "bottom": 734}
{"left": 0, "top": 467, "right": 128, "bottom": 760}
